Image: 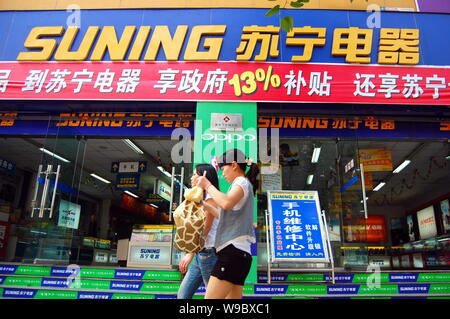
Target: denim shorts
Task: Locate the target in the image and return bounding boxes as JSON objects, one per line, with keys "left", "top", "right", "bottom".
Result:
{"left": 210, "top": 244, "right": 252, "bottom": 286}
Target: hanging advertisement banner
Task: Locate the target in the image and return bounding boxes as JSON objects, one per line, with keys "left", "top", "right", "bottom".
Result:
{"left": 267, "top": 190, "right": 330, "bottom": 262}
{"left": 359, "top": 148, "right": 393, "bottom": 172}
{"left": 343, "top": 215, "right": 387, "bottom": 243}
{"left": 0, "top": 62, "right": 449, "bottom": 105}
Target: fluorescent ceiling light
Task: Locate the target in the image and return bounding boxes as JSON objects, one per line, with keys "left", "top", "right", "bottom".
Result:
{"left": 373, "top": 182, "right": 386, "bottom": 192}
{"left": 124, "top": 191, "right": 139, "bottom": 198}
{"left": 393, "top": 160, "right": 411, "bottom": 174}
{"left": 90, "top": 173, "right": 111, "bottom": 184}
{"left": 123, "top": 139, "right": 144, "bottom": 155}
{"left": 39, "top": 148, "right": 70, "bottom": 163}
{"left": 150, "top": 204, "right": 159, "bottom": 209}
{"left": 311, "top": 147, "right": 321, "bottom": 163}
{"left": 307, "top": 174, "right": 314, "bottom": 185}
{"left": 157, "top": 166, "right": 172, "bottom": 178}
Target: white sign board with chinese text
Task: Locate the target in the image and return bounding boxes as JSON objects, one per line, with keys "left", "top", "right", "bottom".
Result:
{"left": 127, "top": 242, "right": 172, "bottom": 268}
{"left": 267, "top": 191, "right": 330, "bottom": 263}
{"left": 261, "top": 163, "right": 282, "bottom": 192}
{"left": 57, "top": 200, "right": 80, "bottom": 229}
{"left": 210, "top": 113, "right": 243, "bottom": 131}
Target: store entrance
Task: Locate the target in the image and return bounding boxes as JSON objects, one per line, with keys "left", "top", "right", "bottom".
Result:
{"left": 0, "top": 134, "right": 192, "bottom": 266}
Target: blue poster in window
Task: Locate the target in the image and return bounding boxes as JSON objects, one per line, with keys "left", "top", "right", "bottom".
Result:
{"left": 267, "top": 191, "right": 330, "bottom": 263}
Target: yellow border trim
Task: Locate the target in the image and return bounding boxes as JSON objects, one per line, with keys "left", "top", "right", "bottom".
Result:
{"left": 0, "top": 0, "right": 417, "bottom": 12}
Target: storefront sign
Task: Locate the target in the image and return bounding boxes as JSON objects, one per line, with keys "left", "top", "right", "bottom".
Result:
{"left": 0, "top": 62, "right": 449, "bottom": 105}
{"left": 417, "top": 206, "right": 438, "bottom": 240}
{"left": 57, "top": 200, "right": 81, "bottom": 230}
{"left": 359, "top": 148, "right": 393, "bottom": 172}
{"left": 157, "top": 180, "right": 171, "bottom": 202}
{"left": 267, "top": 191, "right": 329, "bottom": 262}
{"left": 116, "top": 173, "right": 140, "bottom": 191}
{"left": 2, "top": 113, "right": 450, "bottom": 140}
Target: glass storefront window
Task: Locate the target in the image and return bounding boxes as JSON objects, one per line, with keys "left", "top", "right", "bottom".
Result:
{"left": 257, "top": 137, "right": 450, "bottom": 271}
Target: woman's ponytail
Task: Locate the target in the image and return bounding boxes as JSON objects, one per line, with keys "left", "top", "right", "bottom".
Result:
{"left": 245, "top": 163, "right": 259, "bottom": 195}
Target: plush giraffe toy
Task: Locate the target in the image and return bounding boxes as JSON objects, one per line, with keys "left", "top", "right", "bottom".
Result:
{"left": 173, "top": 186, "right": 206, "bottom": 253}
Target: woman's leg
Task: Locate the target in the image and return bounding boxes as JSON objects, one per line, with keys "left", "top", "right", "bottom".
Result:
{"left": 225, "top": 284, "right": 244, "bottom": 299}
{"left": 198, "top": 250, "right": 218, "bottom": 287}
{"left": 177, "top": 256, "right": 203, "bottom": 299}
{"left": 204, "top": 275, "right": 235, "bottom": 299}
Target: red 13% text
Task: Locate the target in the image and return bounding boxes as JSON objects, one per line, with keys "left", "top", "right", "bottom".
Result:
{"left": 228, "top": 66, "right": 281, "bottom": 97}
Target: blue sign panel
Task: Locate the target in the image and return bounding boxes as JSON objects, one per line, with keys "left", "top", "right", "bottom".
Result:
{"left": 110, "top": 281, "right": 143, "bottom": 291}
{"left": 0, "top": 265, "right": 18, "bottom": 274}
{"left": 398, "top": 284, "right": 430, "bottom": 294}
{"left": 0, "top": 9, "right": 448, "bottom": 66}
{"left": 3, "top": 288, "right": 37, "bottom": 299}
{"left": 258, "top": 274, "right": 288, "bottom": 283}
{"left": 327, "top": 285, "right": 361, "bottom": 295}
{"left": 0, "top": 158, "right": 15, "bottom": 173}
{"left": 77, "top": 292, "right": 113, "bottom": 299}
{"left": 41, "top": 278, "right": 70, "bottom": 288}
{"left": 324, "top": 274, "right": 354, "bottom": 283}
{"left": 254, "top": 285, "right": 288, "bottom": 295}
{"left": 138, "top": 161, "right": 147, "bottom": 173}
{"left": 114, "top": 270, "right": 145, "bottom": 280}
{"left": 115, "top": 173, "right": 140, "bottom": 191}
{"left": 389, "top": 273, "right": 419, "bottom": 283}
{"left": 111, "top": 162, "right": 119, "bottom": 174}
{"left": 267, "top": 191, "right": 329, "bottom": 262}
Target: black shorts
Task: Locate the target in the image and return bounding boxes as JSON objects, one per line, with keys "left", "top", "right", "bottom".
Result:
{"left": 210, "top": 244, "right": 252, "bottom": 286}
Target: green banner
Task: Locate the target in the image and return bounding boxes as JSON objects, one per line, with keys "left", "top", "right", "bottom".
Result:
{"left": 143, "top": 271, "right": 181, "bottom": 281}
{"left": 287, "top": 285, "right": 328, "bottom": 295}
{"left": 3, "top": 277, "right": 41, "bottom": 287}
{"left": 16, "top": 266, "right": 50, "bottom": 277}
{"left": 80, "top": 269, "right": 115, "bottom": 279}
{"left": 112, "top": 293, "right": 154, "bottom": 299}
{"left": 419, "top": 274, "right": 450, "bottom": 282}
{"left": 357, "top": 285, "right": 398, "bottom": 295}
{"left": 35, "top": 290, "right": 77, "bottom": 299}
{"left": 429, "top": 284, "right": 450, "bottom": 294}
{"left": 352, "top": 274, "right": 390, "bottom": 283}
{"left": 141, "top": 283, "right": 179, "bottom": 293}
{"left": 194, "top": 102, "right": 258, "bottom": 284}
{"left": 73, "top": 279, "right": 110, "bottom": 290}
